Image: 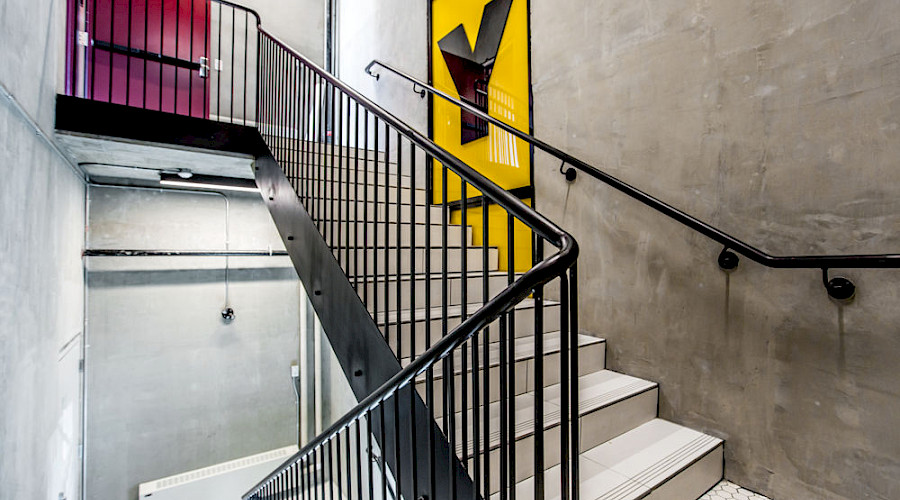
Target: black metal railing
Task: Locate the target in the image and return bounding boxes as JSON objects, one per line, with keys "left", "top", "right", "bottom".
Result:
{"left": 246, "top": 27, "right": 580, "bottom": 500}
{"left": 366, "top": 59, "right": 900, "bottom": 301}
{"left": 67, "top": 0, "right": 259, "bottom": 125}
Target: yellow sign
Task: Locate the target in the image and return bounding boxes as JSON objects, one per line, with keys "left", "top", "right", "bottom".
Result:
{"left": 431, "top": 0, "right": 532, "bottom": 271}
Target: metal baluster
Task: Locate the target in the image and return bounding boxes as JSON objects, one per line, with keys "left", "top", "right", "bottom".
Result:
{"left": 230, "top": 6, "right": 235, "bottom": 121}
{"left": 460, "top": 180, "right": 469, "bottom": 469}
{"left": 355, "top": 419, "right": 364, "bottom": 500}
{"left": 383, "top": 130, "right": 390, "bottom": 348}
{"left": 126, "top": 0, "right": 133, "bottom": 106}
{"left": 534, "top": 232, "right": 545, "bottom": 500}
{"left": 243, "top": 11, "right": 249, "bottom": 125}
{"left": 215, "top": 1, "right": 221, "bottom": 117}
{"left": 424, "top": 153, "right": 436, "bottom": 500}
{"left": 353, "top": 102, "right": 361, "bottom": 291}
{"left": 508, "top": 213, "right": 516, "bottom": 500}
{"left": 143, "top": 0, "right": 149, "bottom": 107}
{"left": 201, "top": 0, "right": 207, "bottom": 115}
{"left": 366, "top": 411, "right": 374, "bottom": 500}
{"left": 393, "top": 394, "right": 402, "bottom": 500}
{"left": 379, "top": 405, "right": 387, "bottom": 500}
{"left": 109, "top": 0, "right": 115, "bottom": 103}
{"left": 482, "top": 196, "right": 491, "bottom": 500}
{"left": 90, "top": 0, "right": 98, "bottom": 100}
{"left": 344, "top": 96, "right": 351, "bottom": 277}
{"left": 335, "top": 434, "right": 343, "bottom": 500}
{"left": 173, "top": 0, "right": 179, "bottom": 113}
{"left": 395, "top": 131, "right": 402, "bottom": 359}
{"left": 408, "top": 145, "right": 419, "bottom": 500}
{"left": 559, "top": 272, "right": 571, "bottom": 500}
{"left": 372, "top": 117, "right": 379, "bottom": 324}
{"left": 344, "top": 426, "right": 352, "bottom": 500}
{"left": 329, "top": 85, "right": 336, "bottom": 249}
{"left": 569, "top": 263, "right": 580, "bottom": 500}
{"left": 335, "top": 91, "right": 344, "bottom": 265}
{"left": 363, "top": 111, "right": 370, "bottom": 308}
{"left": 441, "top": 165, "right": 455, "bottom": 497}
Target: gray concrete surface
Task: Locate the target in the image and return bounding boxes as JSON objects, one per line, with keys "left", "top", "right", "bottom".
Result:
{"left": 243, "top": 0, "right": 325, "bottom": 67}
{"left": 531, "top": 1, "right": 900, "bottom": 499}
{"left": 0, "top": 0, "right": 86, "bottom": 500}
{"left": 83, "top": 187, "right": 303, "bottom": 500}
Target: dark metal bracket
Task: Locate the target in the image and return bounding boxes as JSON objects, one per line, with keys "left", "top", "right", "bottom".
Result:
{"left": 718, "top": 247, "right": 740, "bottom": 272}
{"left": 559, "top": 160, "right": 577, "bottom": 182}
{"left": 822, "top": 268, "right": 856, "bottom": 302}
{"left": 412, "top": 83, "right": 427, "bottom": 99}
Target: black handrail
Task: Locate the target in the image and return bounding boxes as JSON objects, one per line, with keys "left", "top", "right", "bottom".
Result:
{"left": 244, "top": 28, "right": 579, "bottom": 499}
{"left": 366, "top": 58, "right": 900, "bottom": 300}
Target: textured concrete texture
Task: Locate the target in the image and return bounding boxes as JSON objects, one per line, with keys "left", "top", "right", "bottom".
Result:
{"left": 241, "top": 0, "right": 325, "bottom": 67}
{"left": 0, "top": 0, "right": 86, "bottom": 499}
{"left": 336, "top": 0, "right": 429, "bottom": 133}
{"left": 531, "top": 1, "right": 900, "bottom": 499}
{"left": 84, "top": 187, "right": 303, "bottom": 500}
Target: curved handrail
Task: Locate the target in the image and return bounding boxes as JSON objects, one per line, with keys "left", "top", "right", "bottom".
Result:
{"left": 244, "top": 29, "right": 579, "bottom": 497}
{"left": 366, "top": 58, "right": 900, "bottom": 299}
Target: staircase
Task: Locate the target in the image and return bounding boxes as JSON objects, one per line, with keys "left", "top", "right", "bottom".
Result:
{"left": 313, "top": 143, "right": 724, "bottom": 499}
{"left": 239, "top": 24, "right": 728, "bottom": 500}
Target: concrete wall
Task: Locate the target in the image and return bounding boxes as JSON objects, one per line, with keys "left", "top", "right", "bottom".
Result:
{"left": 336, "top": 0, "right": 429, "bottom": 132}
{"left": 531, "top": 1, "right": 900, "bottom": 499}
{"left": 84, "top": 187, "right": 302, "bottom": 500}
{"left": 0, "top": 1, "right": 86, "bottom": 500}
{"left": 244, "top": 0, "right": 325, "bottom": 67}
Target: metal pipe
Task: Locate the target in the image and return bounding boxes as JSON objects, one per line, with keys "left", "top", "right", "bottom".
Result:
{"left": 83, "top": 249, "right": 288, "bottom": 256}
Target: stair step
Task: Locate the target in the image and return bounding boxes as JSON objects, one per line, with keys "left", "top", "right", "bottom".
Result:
{"left": 382, "top": 299, "right": 561, "bottom": 358}
{"left": 321, "top": 222, "right": 471, "bottom": 248}
{"left": 345, "top": 246, "right": 498, "bottom": 276}
{"left": 409, "top": 332, "right": 606, "bottom": 413}
{"left": 439, "top": 370, "right": 659, "bottom": 494}
{"left": 314, "top": 201, "right": 443, "bottom": 224}
{"left": 356, "top": 270, "right": 509, "bottom": 311}
{"left": 504, "top": 419, "right": 722, "bottom": 500}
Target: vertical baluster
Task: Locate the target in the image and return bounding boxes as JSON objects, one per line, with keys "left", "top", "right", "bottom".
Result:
{"left": 507, "top": 213, "right": 516, "bottom": 500}
{"left": 335, "top": 434, "right": 343, "bottom": 500}
{"left": 393, "top": 394, "right": 402, "bottom": 500}
{"left": 424, "top": 154, "right": 436, "bottom": 500}
{"left": 441, "top": 165, "right": 456, "bottom": 497}
{"left": 498, "top": 305, "right": 508, "bottom": 500}
{"left": 408, "top": 145, "right": 419, "bottom": 500}
{"left": 366, "top": 411, "right": 374, "bottom": 500}
{"left": 363, "top": 111, "right": 371, "bottom": 308}
{"left": 90, "top": 0, "right": 98, "bottom": 100}
{"left": 229, "top": 6, "right": 235, "bottom": 121}
{"left": 383, "top": 130, "right": 391, "bottom": 348}
{"left": 215, "top": 2, "right": 221, "bottom": 117}
{"left": 395, "top": 132, "right": 402, "bottom": 359}
{"left": 372, "top": 117, "right": 379, "bottom": 324}
{"left": 201, "top": 0, "right": 207, "bottom": 116}
{"left": 174, "top": 0, "right": 179, "bottom": 112}
{"left": 329, "top": 85, "right": 337, "bottom": 249}
{"left": 534, "top": 232, "right": 545, "bottom": 500}
{"left": 353, "top": 102, "right": 361, "bottom": 290}
{"left": 379, "top": 405, "right": 387, "bottom": 500}
{"left": 355, "top": 419, "right": 364, "bottom": 500}
{"left": 460, "top": 180, "right": 468, "bottom": 469}
{"left": 344, "top": 426, "right": 352, "bottom": 500}
{"left": 335, "top": 91, "right": 344, "bottom": 264}
{"left": 142, "top": 0, "right": 149, "bottom": 108}
{"left": 243, "top": 11, "right": 249, "bottom": 125}
{"left": 569, "top": 263, "right": 580, "bottom": 500}
{"left": 126, "top": 0, "right": 132, "bottom": 106}
{"left": 108, "top": 0, "right": 115, "bottom": 103}
{"left": 344, "top": 96, "right": 352, "bottom": 277}
{"left": 482, "top": 196, "right": 490, "bottom": 500}
{"left": 559, "top": 271, "right": 571, "bottom": 500}
{"left": 317, "top": 78, "right": 325, "bottom": 231}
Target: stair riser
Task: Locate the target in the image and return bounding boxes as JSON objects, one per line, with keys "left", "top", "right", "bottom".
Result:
{"left": 359, "top": 274, "right": 508, "bottom": 312}
{"left": 296, "top": 183, "right": 427, "bottom": 205}
{"left": 334, "top": 224, "right": 470, "bottom": 248}
{"left": 644, "top": 444, "right": 723, "bottom": 500}
{"left": 454, "top": 387, "right": 658, "bottom": 495}
{"left": 315, "top": 203, "right": 443, "bottom": 225}
{"left": 420, "top": 340, "right": 607, "bottom": 415}
{"left": 346, "top": 248, "right": 498, "bottom": 276}
{"left": 385, "top": 304, "right": 561, "bottom": 359}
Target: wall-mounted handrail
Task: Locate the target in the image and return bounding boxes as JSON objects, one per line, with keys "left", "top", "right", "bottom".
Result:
{"left": 366, "top": 58, "right": 900, "bottom": 300}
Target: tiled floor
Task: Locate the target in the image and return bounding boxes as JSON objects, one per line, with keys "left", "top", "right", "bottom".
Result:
{"left": 700, "top": 480, "right": 772, "bottom": 500}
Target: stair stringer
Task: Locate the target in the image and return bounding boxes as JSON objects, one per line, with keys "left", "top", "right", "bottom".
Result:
{"left": 255, "top": 152, "right": 478, "bottom": 500}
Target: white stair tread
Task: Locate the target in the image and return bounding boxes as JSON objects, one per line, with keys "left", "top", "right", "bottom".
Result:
{"left": 583, "top": 419, "right": 722, "bottom": 491}
{"left": 376, "top": 298, "right": 558, "bottom": 325}
{"left": 440, "top": 370, "right": 657, "bottom": 454}
{"left": 500, "top": 419, "right": 722, "bottom": 500}
{"left": 356, "top": 270, "right": 510, "bottom": 285}
{"left": 403, "top": 332, "right": 604, "bottom": 379}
